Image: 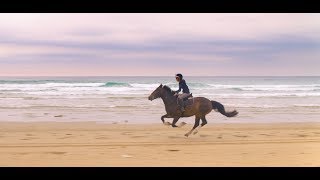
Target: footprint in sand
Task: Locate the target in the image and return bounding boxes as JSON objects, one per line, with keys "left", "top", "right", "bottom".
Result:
{"left": 290, "top": 134, "right": 308, "bottom": 137}
{"left": 297, "top": 134, "right": 308, "bottom": 137}
{"left": 96, "top": 136, "right": 109, "bottom": 139}
{"left": 199, "top": 135, "right": 210, "bottom": 137}
{"left": 20, "top": 136, "right": 39, "bottom": 140}
{"left": 167, "top": 149, "right": 180, "bottom": 152}
{"left": 20, "top": 138, "right": 32, "bottom": 140}
{"left": 131, "top": 135, "right": 145, "bottom": 138}
{"left": 58, "top": 136, "right": 72, "bottom": 139}
{"left": 233, "top": 135, "right": 249, "bottom": 138}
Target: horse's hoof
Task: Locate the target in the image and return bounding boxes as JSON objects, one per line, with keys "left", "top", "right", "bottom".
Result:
{"left": 193, "top": 130, "right": 198, "bottom": 135}
{"left": 184, "top": 134, "right": 189, "bottom": 137}
{"left": 172, "top": 124, "right": 178, "bottom": 128}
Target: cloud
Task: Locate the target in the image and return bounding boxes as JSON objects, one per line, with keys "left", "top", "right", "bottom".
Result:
{"left": 1, "top": 13, "right": 320, "bottom": 41}
{"left": 0, "top": 13, "right": 319, "bottom": 76}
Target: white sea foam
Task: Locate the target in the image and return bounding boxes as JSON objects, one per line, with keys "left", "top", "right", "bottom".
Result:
{"left": 1, "top": 77, "right": 320, "bottom": 124}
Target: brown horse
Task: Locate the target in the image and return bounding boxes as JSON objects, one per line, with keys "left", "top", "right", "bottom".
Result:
{"left": 148, "top": 84, "right": 238, "bottom": 137}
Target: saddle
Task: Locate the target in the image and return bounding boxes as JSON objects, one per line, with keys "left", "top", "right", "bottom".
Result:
{"left": 182, "top": 93, "right": 194, "bottom": 108}
{"left": 182, "top": 93, "right": 193, "bottom": 101}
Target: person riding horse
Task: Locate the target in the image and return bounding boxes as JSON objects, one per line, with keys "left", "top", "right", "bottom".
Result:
{"left": 174, "top": 73, "right": 191, "bottom": 112}
{"left": 148, "top": 83, "right": 238, "bottom": 137}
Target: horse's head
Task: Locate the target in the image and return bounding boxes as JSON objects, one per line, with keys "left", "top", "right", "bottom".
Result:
{"left": 148, "top": 84, "right": 163, "bottom": 101}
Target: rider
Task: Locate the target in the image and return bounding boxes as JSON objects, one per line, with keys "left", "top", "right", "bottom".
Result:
{"left": 174, "top": 73, "right": 191, "bottom": 112}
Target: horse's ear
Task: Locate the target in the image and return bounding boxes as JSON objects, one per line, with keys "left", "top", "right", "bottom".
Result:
{"left": 159, "top": 84, "right": 163, "bottom": 88}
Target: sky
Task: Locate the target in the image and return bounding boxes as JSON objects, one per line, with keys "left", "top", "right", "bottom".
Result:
{"left": 0, "top": 13, "right": 319, "bottom": 76}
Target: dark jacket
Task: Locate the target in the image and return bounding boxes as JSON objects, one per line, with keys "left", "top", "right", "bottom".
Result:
{"left": 175, "top": 79, "right": 190, "bottom": 94}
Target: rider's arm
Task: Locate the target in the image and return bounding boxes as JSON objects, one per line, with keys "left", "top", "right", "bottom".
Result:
{"left": 175, "top": 82, "right": 182, "bottom": 93}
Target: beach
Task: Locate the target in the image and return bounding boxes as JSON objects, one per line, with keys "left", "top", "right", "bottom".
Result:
{"left": 1, "top": 76, "right": 320, "bottom": 166}
{"left": 1, "top": 122, "right": 320, "bottom": 166}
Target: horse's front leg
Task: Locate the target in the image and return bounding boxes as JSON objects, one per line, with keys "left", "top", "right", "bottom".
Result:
{"left": 161, "top": 114, "right": 172, "bottom": 125}
{"left": 171, "top": 117, "right": 180, "bottom": 128}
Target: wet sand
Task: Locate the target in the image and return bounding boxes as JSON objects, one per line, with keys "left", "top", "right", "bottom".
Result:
{"left": 0, "top": 122, "right": 319, "bottom": 166}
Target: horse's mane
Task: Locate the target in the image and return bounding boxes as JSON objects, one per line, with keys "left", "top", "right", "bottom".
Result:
{"left": 163, "top": 85, "right": 175, "bottom": 95}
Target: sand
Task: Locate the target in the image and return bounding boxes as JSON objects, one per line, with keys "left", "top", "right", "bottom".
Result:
{"left": 0, "top": 122, "right": 320, "bottom": 166}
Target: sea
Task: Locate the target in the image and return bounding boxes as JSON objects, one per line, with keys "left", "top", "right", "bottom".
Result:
{"left": 0, "top": 76, "right": 320, "bottom": 124}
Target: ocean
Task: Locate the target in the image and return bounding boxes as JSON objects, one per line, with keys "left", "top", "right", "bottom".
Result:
{"left": 0, "top": 76, "right": 320, "bottom": 124}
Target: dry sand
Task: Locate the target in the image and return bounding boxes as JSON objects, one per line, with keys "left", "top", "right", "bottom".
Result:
{"left": 0, "top": 122, "right": 320, "bottom": 166}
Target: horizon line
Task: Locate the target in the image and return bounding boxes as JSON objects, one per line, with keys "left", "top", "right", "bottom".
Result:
{"left": 0, "top": 75, "right": 320, "bottom": 77}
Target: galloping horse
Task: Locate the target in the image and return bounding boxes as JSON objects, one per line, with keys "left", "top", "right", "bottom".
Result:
{"left": 148, "top": 84, "right": 238, "bottom": 137}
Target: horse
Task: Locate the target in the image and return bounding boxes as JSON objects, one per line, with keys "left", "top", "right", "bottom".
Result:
{"left": 148, "top": 84, "right": 238, "bottom": 137}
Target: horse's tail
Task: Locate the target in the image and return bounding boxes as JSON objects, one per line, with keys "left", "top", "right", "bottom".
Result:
{"left": 211, "top": 101, "right": 238, "bottom": 117}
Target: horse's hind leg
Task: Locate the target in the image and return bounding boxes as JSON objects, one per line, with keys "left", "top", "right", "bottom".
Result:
{"left": 185, "top": 116, "right": 200, "bottom": 137}
{"left": 193, "top": 115, "right": 207, "bottom": 135}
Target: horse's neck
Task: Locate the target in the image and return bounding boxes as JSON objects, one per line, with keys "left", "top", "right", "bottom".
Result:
{"left": 161, "top": 92, "right": 176, "bottom": 107}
